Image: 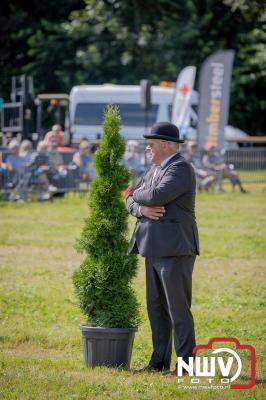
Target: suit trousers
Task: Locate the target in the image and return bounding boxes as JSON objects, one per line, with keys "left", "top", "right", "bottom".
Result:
{"left": 145, "top": 255, "right": 196, "bottom": 369}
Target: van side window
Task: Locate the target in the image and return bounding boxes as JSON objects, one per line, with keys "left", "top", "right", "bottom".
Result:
{"left": 74, "top": 103, "right": 159, "bottom": 126}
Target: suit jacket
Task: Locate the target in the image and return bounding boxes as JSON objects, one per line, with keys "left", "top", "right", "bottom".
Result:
{"left": 126, "top": 153, "right": 200, "bottom": 257}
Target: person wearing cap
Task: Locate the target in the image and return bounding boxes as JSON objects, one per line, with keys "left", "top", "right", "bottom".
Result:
{"left": 126, "top": 122, "right": 200, "bottom": 375}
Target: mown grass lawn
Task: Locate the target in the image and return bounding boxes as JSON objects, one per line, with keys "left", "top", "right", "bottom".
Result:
{"left": 0, "top": 183, "right": 265, "bottom": 399}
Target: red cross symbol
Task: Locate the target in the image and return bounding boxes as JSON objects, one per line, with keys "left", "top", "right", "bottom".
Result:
{"left": 178, "top": 84, "right": 190, "bottom": 96}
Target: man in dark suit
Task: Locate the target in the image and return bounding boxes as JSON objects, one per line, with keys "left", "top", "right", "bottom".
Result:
{"left": 126, "top": 122, "right": 199, "bottom": 374}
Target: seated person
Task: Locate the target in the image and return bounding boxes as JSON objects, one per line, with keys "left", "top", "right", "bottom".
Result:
{"left": 34, "top": 141, "right": 50, "bottom": 169}
{"left": 202, "top": 144, "right": 247, "bottom": 193}
{"left": 72, "top": 139, "right": 94, "bottom": 182}
{"left": 183, "top": 141, "right": 215, "bottom": 191}
{"left": 2, "top": 139, "right": 25, "bottom": 186}
{"left": 122, "top": 140, "right": 144, "bottom": 185}
{"left": 47, "top": 137, "right": 69, "bottom": 190}
{"left": 31, "top": 141, "right": 56, "bottom": 194}
{"left": 0, "top": 151, "right": 9, "bottom": 188}
{"left": 47, "top": 138, "right": 65, "bottom": 171}
{"left": 44, "top": 124, "right": 65, "bottom": 147}
{"left": 19, "top": 140, "right": 35, "bottom": 166}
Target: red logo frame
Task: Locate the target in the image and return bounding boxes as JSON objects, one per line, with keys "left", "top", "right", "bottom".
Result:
{"left": 193, "top": 337, "right": 256, "bottom": 389}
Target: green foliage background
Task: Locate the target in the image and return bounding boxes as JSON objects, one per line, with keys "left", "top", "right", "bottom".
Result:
{"left": 0, "top": 0, "right": 265, "bottom": 135}
{"left": 73, "top": 105, "right": 139, "bottom": 327}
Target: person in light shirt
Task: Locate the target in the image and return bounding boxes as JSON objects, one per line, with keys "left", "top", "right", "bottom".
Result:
{"left": 44, "top": 124, "right": 65, "bottom": 147}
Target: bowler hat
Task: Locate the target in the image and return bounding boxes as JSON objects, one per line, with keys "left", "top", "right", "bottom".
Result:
{"left": 144, "top": 122, "right": 185, "bottom": 143}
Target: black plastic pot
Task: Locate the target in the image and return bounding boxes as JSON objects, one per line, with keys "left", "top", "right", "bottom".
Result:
{"left": 80, "top": 325, "right": 137, "bottom": 368}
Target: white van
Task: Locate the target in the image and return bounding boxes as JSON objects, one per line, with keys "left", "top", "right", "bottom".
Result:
{"left": 69, "top": 84, "right": 198, "bottom": 143}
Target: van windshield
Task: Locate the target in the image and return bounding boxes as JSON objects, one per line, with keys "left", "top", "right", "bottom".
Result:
{"left": 74, "top": 103, "right": 159, "bottom": 126}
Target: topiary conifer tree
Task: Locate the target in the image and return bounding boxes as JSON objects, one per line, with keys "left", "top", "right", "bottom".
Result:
{"left": 73, "top": 105, "right": 140, "bottom": 328}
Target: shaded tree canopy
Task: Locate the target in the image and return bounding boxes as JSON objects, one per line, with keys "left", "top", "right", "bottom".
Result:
{"left": 0, "top": 0, "right": 265, "bottom": 135}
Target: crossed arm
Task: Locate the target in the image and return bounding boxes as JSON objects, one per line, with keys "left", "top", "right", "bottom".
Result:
{"left": 126, "top": 195, "right": 165, "bottom": 220}
{"left": 126, "top": 162, "right": 191, "bottom": 220}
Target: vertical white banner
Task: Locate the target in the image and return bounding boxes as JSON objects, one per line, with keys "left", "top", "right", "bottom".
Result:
{"left": 171, "top": 66, "right": 196, "bottom": 129}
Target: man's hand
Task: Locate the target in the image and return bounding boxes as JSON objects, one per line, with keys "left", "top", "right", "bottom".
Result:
{"left": 140, "top": 205, "right": 165, "bottom": 220}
